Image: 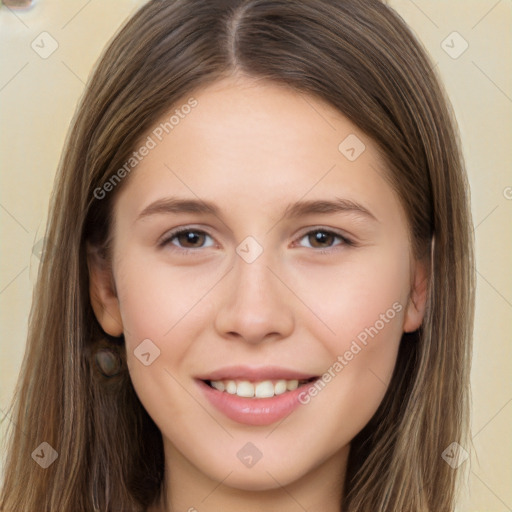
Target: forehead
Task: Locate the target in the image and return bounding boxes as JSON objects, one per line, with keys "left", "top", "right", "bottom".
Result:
{"left": 114, "top": 76, "right": 406, "bottom": 230}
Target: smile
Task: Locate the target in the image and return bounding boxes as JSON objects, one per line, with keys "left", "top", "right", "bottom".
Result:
{"left": 205, "top": 378, "right": 316, "bottom": 398}
{"left": 195, "top": 366, "right": 320, "bottom": 426}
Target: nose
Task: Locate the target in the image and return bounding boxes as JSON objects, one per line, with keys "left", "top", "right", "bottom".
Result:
{"left": 214, "top": 249, "right": 295, "bottom": 345}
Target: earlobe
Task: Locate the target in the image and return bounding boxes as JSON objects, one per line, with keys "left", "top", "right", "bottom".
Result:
{"left": 87, "top": 243, "right": 124, "bottom": 337}
{"left": 403, "top": 257, "right": 429, "bottom": 333}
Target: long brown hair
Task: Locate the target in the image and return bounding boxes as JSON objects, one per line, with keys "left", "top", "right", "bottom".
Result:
{"left": 0, "top": 1, "right": 475, "bottom": 510}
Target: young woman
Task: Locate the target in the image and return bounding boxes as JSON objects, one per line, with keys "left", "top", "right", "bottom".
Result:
{"left": 0, "top": 0, "right": 475, "bottom": 511}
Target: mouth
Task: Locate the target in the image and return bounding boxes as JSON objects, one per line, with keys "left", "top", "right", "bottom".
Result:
{"left": 195, "top": 367, "right": 320, "bottom": 426}
{"left": 202, "top": 377, "right": 318, "bottom": 398}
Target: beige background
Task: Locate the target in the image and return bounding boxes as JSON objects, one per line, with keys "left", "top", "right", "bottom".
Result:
{"left": 0, "top": 1, "right": 510, "bottom": 510}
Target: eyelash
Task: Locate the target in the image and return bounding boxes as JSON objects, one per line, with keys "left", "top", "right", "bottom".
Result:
{"left": 158, "top": 226, "right": 355, "bottom": 255}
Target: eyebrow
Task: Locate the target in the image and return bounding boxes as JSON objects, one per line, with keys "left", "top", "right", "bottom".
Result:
{"left": 136, "top": 196, "right": 378, "bottom": 222}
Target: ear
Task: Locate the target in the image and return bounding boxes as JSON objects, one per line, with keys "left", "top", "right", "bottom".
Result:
{"left": 87, "top": 243, "right": 124, "bottom": 337}
{"left": 403, "top": 256, "right": 429, "bottom": 333}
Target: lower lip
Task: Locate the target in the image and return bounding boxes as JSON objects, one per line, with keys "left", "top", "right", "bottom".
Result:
{"left": 196, "top": 379, "right": 317, "bottom": 426}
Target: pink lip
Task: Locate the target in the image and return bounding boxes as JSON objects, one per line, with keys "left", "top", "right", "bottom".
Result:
{"left": 195, "top": 365, "right": 317, "bottom": 382}
{"left": 195, "top": 366, "right": 319, "bottom": 427}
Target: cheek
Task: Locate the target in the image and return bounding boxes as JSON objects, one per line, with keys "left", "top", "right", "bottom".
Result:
{"left": 112, "top": 253, "right": 219, "bottom": 416}
{"left": 290, "top": 246, "right": 410, "bottom": 350}
{"left": 291, "top": 248, "right": 409, "bottom": 413}
{"left": 113, "top": 250, "right": 221, "bottom": 347}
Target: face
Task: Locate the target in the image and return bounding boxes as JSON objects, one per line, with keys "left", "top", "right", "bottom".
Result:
{"left": 89, "top": 75, "right": 427, "bottom": 492}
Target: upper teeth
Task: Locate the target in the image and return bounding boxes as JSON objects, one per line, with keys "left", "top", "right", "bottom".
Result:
{"left": 210, "top": 379, "right": 302, "bottom": 398}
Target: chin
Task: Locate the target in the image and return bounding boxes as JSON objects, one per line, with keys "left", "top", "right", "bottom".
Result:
{"left": 219, "top": 467, "right": 303, "bottom": 492}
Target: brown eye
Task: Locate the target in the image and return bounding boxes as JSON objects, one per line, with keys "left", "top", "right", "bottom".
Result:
{"left": 297, "top": 229, "right": 352, "bottom": 251}
{"left": 175, "top": 230, "right": 206, "bottom": 248}
{"left": 308, "top": 230, "right": 336, "bottom": 248}
{"left": 160, "top": 229, "right": 215, "bottom": 251}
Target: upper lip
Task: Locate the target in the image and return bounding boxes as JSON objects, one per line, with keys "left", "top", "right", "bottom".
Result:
{"left": 196, "top": 365, "right": 318, "bottom": 382}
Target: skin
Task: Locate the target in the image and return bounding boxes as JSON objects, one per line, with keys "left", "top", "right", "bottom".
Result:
{"left": 88, "top": 74, "right": 427, "bottom": 512}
